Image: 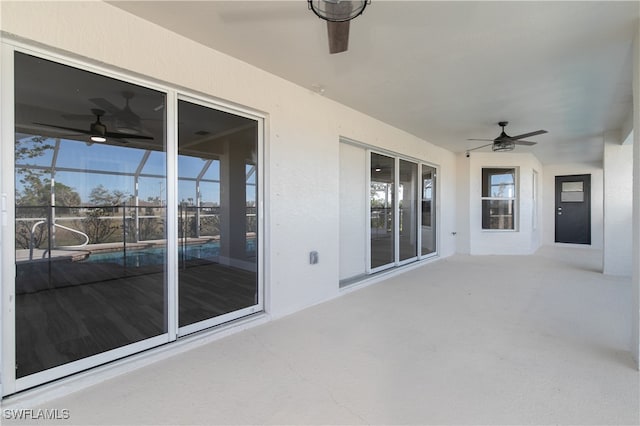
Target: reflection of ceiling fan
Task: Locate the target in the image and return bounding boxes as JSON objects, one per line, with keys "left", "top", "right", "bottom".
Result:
{"left": 466, "top": 121, "right": 547, "bottom": 156}
{"left": 35, "top": 109, "right": 154, "bottom": 143}
{"left": 91, "top": 91, "right": 145, "bottom": 134}
{"left": 63, "top": 91, "right": 150, "bottom": 134}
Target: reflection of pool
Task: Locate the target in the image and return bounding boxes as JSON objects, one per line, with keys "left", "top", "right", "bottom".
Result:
{"left": 85, "top": 240, "right": 256, "bottom": 267}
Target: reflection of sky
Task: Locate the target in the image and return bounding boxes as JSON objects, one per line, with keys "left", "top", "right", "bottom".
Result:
{"left": 490, "top": 173, "right": 515, "bottom": 198}
{"left": 16, "top": 136, "right": 256, "bottom": 205}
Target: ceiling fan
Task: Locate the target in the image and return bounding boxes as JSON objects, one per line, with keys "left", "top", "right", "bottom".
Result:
{"left": 466, "top": 121, "right": 547, "bottom": 156}
{"left": 35, "top": 109, "right": 154, "bottom": 143}
{"left": 63, "top": 91, "right": 149, "bottom": 135}
{"left": 309, "top": 0, "right": 369, "bottom": 54}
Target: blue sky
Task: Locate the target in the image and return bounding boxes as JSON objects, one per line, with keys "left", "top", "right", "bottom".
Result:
{"left": 16, "top": 136, "right": 256, "bottom": 205}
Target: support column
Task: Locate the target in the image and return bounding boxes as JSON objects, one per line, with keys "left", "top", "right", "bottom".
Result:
{"left": 603, "top": 130, "right": 632, "bottom": 276}
{"left": 631, "top": 23, "right": 640, "bottom": 369}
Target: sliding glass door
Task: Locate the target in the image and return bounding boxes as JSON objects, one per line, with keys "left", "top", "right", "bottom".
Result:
{"left": 177, "top": 99, "right": 259, "bottom": 334}
{"left": 13, "top": 52, "right": 169, "bottom": 383}
{"left": 5, "top": 48, "right": 263, "bottom": 395}
{"left": 421, "top": 165, "right": 437, "bottom": 256}
{"left": 369, "top": 151, "right": 437, "bottom": 273}
{"left": 399, "top": 160, "right": 418, "bottom": 262}
{"left": 370, "top": 153, "right": 395, "bottom": 270}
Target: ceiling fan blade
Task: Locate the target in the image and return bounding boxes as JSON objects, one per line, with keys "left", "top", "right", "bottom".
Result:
{"left": 33, "top": 122, "right": 92, "bottom": 135}
{"left": 510, "top": 130, "right": 547, "bottom": 140}
{"left": 104, "top": 130, "right": 154, "bottom": 140}
{"left": 513, "top": 140, "right": 537, "bottom": 146}
{"left": 466, "top": 143, "right": 495, "bottom": 152}
{"left": 467, "top": 138, "right": 494, "bottom": 142}
{"left": 62, "top": 113, "right": 97, "bottom": 121}
{"left": 327, "top": 21, "right": 350, "bottom": 54}
{"left": 36, "top": 122, "right": 153, "bottom": 141}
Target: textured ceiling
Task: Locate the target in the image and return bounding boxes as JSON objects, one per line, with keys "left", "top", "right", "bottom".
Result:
{"left": 110, "top": 1, "right": 639, "bottom": 165}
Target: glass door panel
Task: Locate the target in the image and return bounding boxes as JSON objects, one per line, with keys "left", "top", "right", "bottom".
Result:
{"left": 399, "top": 160, "right": 418, "bottom": 262}
{"left": 370, "top": 153, "right": 395, "bottom": 269}
{"left": 14, "top": 52, "right": 168, "bottom": 378}
{"left": 421, "top": 165, "right": 436, "bottom": 256}
{"left": 177, "top": 100, "right": 259, "bottom": 329}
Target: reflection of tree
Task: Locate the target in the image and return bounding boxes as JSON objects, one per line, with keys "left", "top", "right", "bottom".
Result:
{"left": 15, "top": 135, "right": 54, "bottom": 186}
{"left": 15, "top": 136, "right": 81, "bottom": 249}
{"left": 82, "top": 185, "right": 130, "bottom": 244}
{"left": 15, "top": 136, "right": 168, "bottom": 247}
{"left": 16, "top": 180, "right": 81, "bottom": 249}
{"left": 370, "top": 182, "right": 393, "bottom": 231}
{"left": 494, "top": 183, "right": 508, "bottom": 198}
{"left": 124, "top": 196, "right": 165, "bottom": 242}
{"left": 370, "top": 182, "right": 391, "bottom": 208}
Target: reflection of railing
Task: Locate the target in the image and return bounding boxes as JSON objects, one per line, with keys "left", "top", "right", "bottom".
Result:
{"left": 17, "top": 204, "right": 166, "bottom": 246}
{"left": 29, "top": 220, "right": 90, "bottom": 260}
{"left": 18, "top": 204, "right": 255, "bottom": 255}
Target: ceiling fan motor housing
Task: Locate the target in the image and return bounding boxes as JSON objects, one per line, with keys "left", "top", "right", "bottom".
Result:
{"left": 492, "top": 140, "right": 515, "bottom": 151}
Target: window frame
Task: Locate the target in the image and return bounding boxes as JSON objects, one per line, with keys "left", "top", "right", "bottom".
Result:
{"left": 480, "top": 167, "right": 518, "bottom": 232}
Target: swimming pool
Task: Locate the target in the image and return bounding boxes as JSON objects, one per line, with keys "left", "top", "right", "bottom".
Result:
{"left": 85, "top": 239, "right": 256, "bottom": 267}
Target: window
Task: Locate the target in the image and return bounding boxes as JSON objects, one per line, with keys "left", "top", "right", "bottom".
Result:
{"left": 481, "top": 168, "right": 516, "bottom": 230}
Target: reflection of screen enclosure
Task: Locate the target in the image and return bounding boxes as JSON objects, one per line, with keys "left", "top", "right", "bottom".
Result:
{"left": 177, "top": 100, "right": 258, "bottom": 327}
{"left": 14, "top": 52, "right": 168, "bottom": 378}
{"left": 12, "top": 51, "right": 260, "bottom": 384}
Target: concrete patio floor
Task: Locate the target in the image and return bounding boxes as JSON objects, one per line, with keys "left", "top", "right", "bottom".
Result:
{"left": 4, "top": 246, "right": 639, "bottom": 425}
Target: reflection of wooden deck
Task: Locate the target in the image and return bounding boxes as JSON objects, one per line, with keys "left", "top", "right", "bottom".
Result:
{"left": 16, "top": 248, "right": 90, "bottom": 263}
{"left": 15, "top": 258, "right": 257, "bottom": 378}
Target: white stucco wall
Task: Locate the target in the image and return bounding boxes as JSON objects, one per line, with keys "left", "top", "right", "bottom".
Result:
{"left": 542, "top": 163, "right": 604, "bottom": 250}
{"left": 338, "top": 142, "right": 367, "bottom": 281}
{"left": 603, "top": 133, "right": 633, "bottom": 276}
{"left": 460, "top": 151, "right": 543, "bottom": 255}
{"left": 0, "top": 1, "right": 456, "bottom": 319}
